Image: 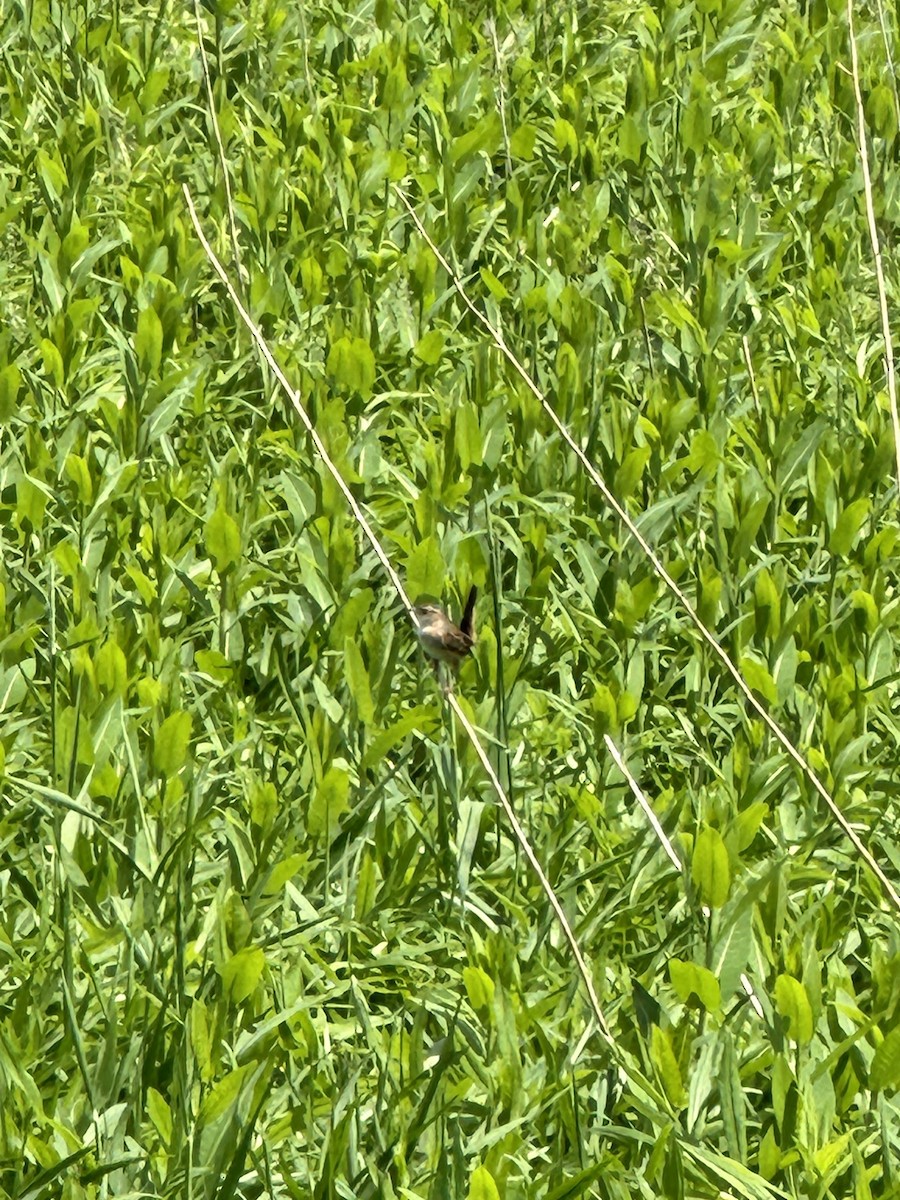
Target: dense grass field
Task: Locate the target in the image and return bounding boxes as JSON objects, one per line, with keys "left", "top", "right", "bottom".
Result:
{"left": 3, "top": 0, "right": 900, "bottom": 1196}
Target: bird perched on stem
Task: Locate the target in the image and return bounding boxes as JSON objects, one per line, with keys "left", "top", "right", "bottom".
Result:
{"left": 413, "top": 587, "right": 477, "bottom": 685}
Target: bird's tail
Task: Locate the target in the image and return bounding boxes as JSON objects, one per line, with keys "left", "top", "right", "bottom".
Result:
{"left": 460, "top": 586, "right": 477, "bottom": 639}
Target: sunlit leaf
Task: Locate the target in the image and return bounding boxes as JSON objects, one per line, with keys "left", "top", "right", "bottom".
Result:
{"left": 692, "top": 827, "right": 730, "bottom": 907}
{"left": 405, "top": 536, "right": 445, "bottom": 601}
{"left": 344, "top": 637, "right": 375, "bottom": 725}
{"left": 413, "top": 330, "right": 444, "bottom": 364}
{"left": 136, "top": 305, "right": 163, "bottom": 375}
{"left": 219, "top": 946, "right": 265, "bottom": 1004}
{"left": 327, "top": 335, "right": 376, "bottom": 397}
{"left": 205, "top": 507, "right": 242, "bottom": 573}
{"left": 309, "top": 765, "right": 350, "bottom": 839}
{"left": 153, "top": 711, "right": 192, "bottom": 777}
{"left": 650, "top": 1025, "right": 685, "bottom": 1108}
{"left": 774, "top": 975, "right": 813, "bottom": 1045}
{"left": 870, "top": 1026, "right": 900, "bottom": 1092}
{"left": 669, "top": 959, "right": 721, "bottom": 1010}
{"left": 467, "top": 1165, "right": 500, "bottom": 1200}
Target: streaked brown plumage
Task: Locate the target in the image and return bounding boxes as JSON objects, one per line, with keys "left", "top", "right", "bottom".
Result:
{"left": 413, "top": 586, "right": 477, "bottom": 671}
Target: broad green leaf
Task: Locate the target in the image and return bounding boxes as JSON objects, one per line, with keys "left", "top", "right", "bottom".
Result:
{"left": 734, "top": 496, "right": 770, "bottom": 564}
{"left": 198, "top": 1065, "right": 251, "bottom": 1127}
{"left": 331, "top": 587, "right": 374, "bottom": 639}
{"left": 375, "top": 0, "right": 393, "bottom": 30}
{"left": 619, "top": 113, "right": 645, "bottom": 163}
{"left": 195, "top": 649, "right": 233, "bottom": 681}
{"left": 64, "top": 453, "right": 93, "bottom": 505}
{"left": 754, "top": 568, "right": 780, "bottom": 638}
{"left": 95, "top": 641, "right": 128, "bottom": 697}
{"left": 870, "top": 1026, "right": 900, "bottom": 1092}
{"left": 455, "top": 402, "right": 482, "bottom": 470}
{"left": 739, "top": 655, "right": 778, "bottom": 705}
{"left": 774, "top": 975, "right": 813, "bottom": 1045}
{"left": 382, "top": 63, "right": 410, "bottom": 111}
{"left": 53, "top": 540, "right": 81, "bottom": 578}
{"left": 556, "top": 342, "right": 580, "bottom": 397}
{"left": 510, "top": 124, "right": 536, "bottom": 159}
{"left": 136, "top": 305, "right": 163, "bottom": 375}
{"left": 759, "top": 1126, "right": 780, "bottom": 1179}
{"left": 479, "top": 267, "right": 509, "bottom": 300}
{"left": 830, "top": 498, "right": 869, "bottom": 556}
{"left": 669, "top": 959, "right": 721, "bottom": 1010}
{"left": 344, "top": 637, "right": 375, "bottom": 725}
{"left": 413, "top": 330, "right": 444, "bottom": 364}
{"left": 850, "top": 589, "right": 878, "bottom": 633}
{"left": 650, "top": 1025, "right": 685, "bottom": 1108}
{"left": 450, "top": 113, "right": 501, "bottom": 164}
{"left": 492, "top": 981, "right": 522, "bottom": 1103}
{"left": 463, "top": 966, "right": 494, "bottom": 1009}
{"left": 309, "top": 765, "right": 350, "bottom": 838}
{"left": 405, "top": 536, "right": 445, "bottom": 601}
{"left": 119, "top": 254, "right": 142, "bottom": 294}
{"left": 153, "top": 711, "right": 192, "bottom": 777}
{"left": 868, "top": 83, "right": 898, "bottom": 140}
{"left": 263, "top": 854, "right": 306, "bottom": 895}
{"left": 36, "top": 147, "right": 68, "bottom": 203}
{"left": 687, "top": 429, "right": 720, "bottom": 477}
{"left": 61, "top": 221, "right": 89, "bottom": 272}
{"left": 543, "top": 1164, "right": 607, "bottom": 1200}
{"left": 615, "top": 446, "right": 650, "bottom": 498}
{"left": 682, "top": 94, "right": 712, "bottom": 154}
{"left": 467, "top": 1165, "right": 500, "bottom": 1200}
{"left": 734, "top": 802, "right": 767, "bottom": 851}
{"left": 772, "top": 1052, "right": 792, "bottom": 1129}
{"left": 0, "top": 363, "right": 21, "bottom": 420}
{"left": 811, "top": 1129, "right": 846, "bottom": 1180}
{"left": 354, "top": 852, "right": 377, "bottom": 919}
{"left": 205, "top": 507, "right": 241, "bottom": 573}
{"left": 137, "top": 675, "right": 162, "bottom": 708}
{"left": 147, "top": 1088, "right": 172, "bottom": 1145}
{"left": 362, "top": 708, "right": 437, "bottom": 768}
{"left": 250, "top": 781, "right": 278, "bottom": 831}
{"left": 523, "top": 285, "right": 548, "bottom": 316}
{"left": 299, "top": 255, "right": 324, "bottom": 304}
{"left": 40, "top": 338, "right": 64, "bottom": 387}
{"left": 327, "top": 335, "right": 376, "bottom": 397}
{"left": 553, "top": 117, "right": 578, "bottom": 159}
{"left": 17, "top": 477, "right": 48, "bottom": 531}
{"left": 220, "top": 946, "right": 265, "bottom": 1004}
{"left": 143, "top": 388, "right": 186, "bottom": 445}
{"left": 692, "top": 827, "right": 730, "bottom": 907}
{"left": 591, "top": 683, "right": 618, "bottom": 734}
{"left": 663, "top": 1134, "right": 684, "bottom": 1199}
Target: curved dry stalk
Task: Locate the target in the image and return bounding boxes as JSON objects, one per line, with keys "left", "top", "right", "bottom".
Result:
{"left": 604, "top": 734, "right": 765, "bottom": 1020}
{"left": 183, "top": 185, "right": 415, "bottom": 619}
{"left": 191, "top": 0, "right": 247, "bottom": 295}
{"left": 847, "top": 0, "right": 900, "bottom": 493}
{"left": 452, "top": 694, "right": 612, "bottom": 1041}
{"left": 603, "top": 735, "right": 682, "bottom": 871}
{"left": 395, "top": 186, "right": 900, "bottom": 915}
{"left": 184, "top": 187, "right": 646, "bottom": 1071}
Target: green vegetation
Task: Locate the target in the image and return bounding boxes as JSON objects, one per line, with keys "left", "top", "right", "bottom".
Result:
{"left": 2, "top": 0, "right": 900, "bottom": 1196}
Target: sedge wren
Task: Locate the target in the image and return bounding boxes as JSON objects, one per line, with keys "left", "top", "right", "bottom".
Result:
{"left": 413, "top": 586, "right": 477, "bottom": 678}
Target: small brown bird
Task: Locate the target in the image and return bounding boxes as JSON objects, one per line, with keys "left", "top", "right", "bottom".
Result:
{"left": 413, "top": 586, "right": 477, "bottom": 676}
